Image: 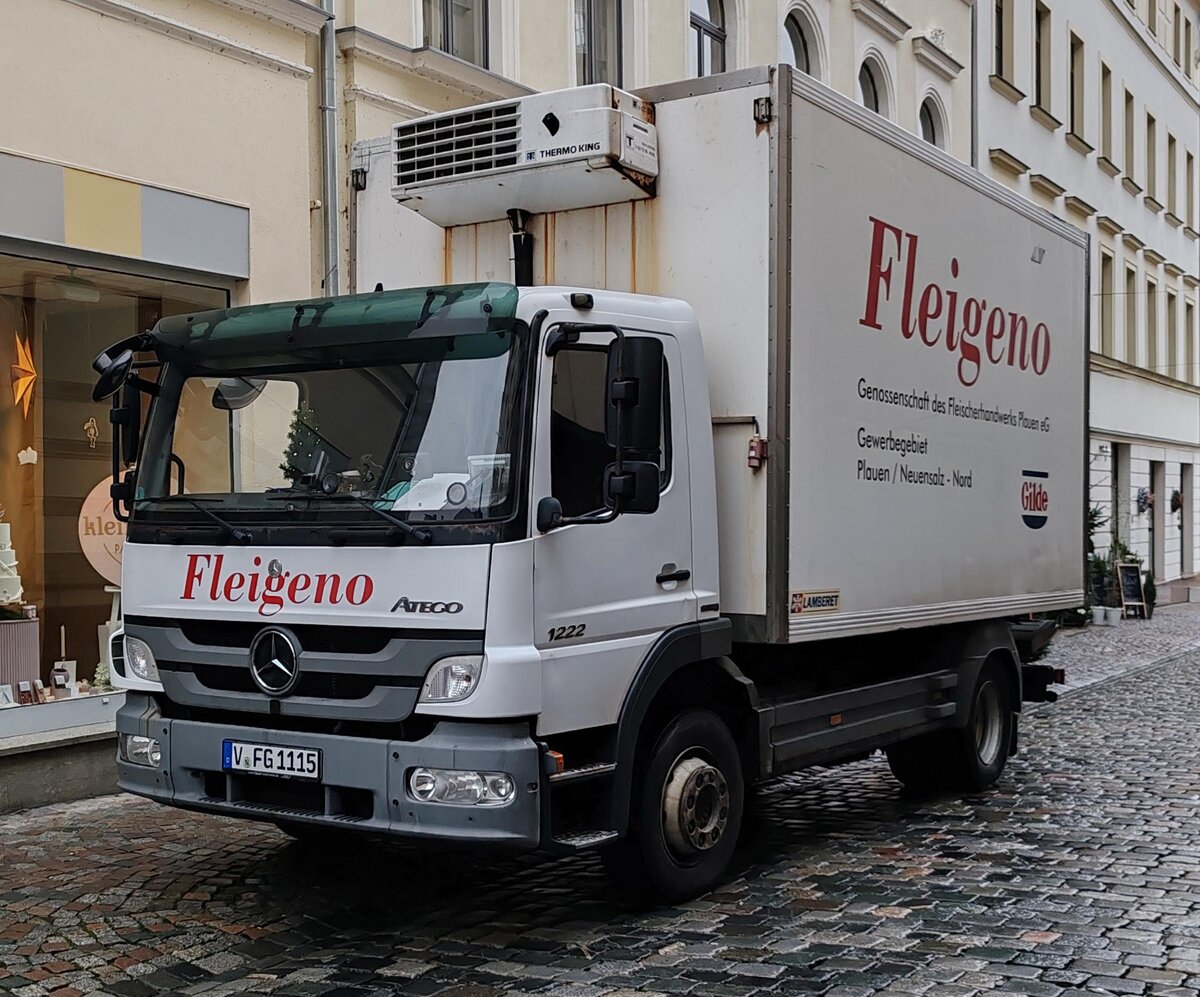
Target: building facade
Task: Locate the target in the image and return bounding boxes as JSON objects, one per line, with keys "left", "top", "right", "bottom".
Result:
{"left": 978, "top": 0, "right": 1200, "bottom": 589}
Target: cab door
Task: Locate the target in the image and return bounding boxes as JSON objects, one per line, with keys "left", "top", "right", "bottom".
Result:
{"left": 531, "top": 322, "right": 694, "bottom": 735}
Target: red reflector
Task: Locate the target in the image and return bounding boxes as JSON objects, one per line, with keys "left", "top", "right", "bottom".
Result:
{"left": 829, "top": 714, "right": 843, "bottom": 727}
{"left": 548, "top": 750, "right": 565, "bottom": 774}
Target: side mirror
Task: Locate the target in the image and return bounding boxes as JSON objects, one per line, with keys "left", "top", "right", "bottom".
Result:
{"left": 92, "top": 348, "right": 134, "bottom": 403}
{"left": 604, "top": 461, "right": 660, "bottom": 514}
{"left": 537, "top": 496, "right": 564, "bottom": 533}
{"left": 605, "top": 336, "right": 663, "bottom": 456}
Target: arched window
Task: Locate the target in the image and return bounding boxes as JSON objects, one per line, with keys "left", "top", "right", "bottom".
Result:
{"left": 689, "top": 0, "right": 726, "bottom": 77}
{"left": 857, "top": 60, "right": 882, "bottom": 114}
{"left": 782, "top": 10, "right": 816, "bottom": 76}
{"left": 919, "top": 96, "right": 945, "bottom": 148}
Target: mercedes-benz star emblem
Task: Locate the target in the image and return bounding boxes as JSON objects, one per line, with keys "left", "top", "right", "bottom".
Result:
{"left": 249, "top": 628, "right": 299, "bottom": 696}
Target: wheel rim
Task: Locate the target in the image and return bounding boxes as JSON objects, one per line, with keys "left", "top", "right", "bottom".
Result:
{"left": 661, "top": 753, "right": 730, "bottom": 859}
{"left": 973, "top": 679, "right": 1004, "bottom": 768}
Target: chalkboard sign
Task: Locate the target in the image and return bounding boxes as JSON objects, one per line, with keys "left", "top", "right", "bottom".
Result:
{"left": 1117, "top": 563, "right": 1145, "bottom": 618}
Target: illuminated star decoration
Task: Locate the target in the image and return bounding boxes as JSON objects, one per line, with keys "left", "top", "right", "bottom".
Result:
{"left": 11, "top": 333, "right": 36, "bottom": 418}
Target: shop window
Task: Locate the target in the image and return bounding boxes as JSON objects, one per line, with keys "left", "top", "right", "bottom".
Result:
{"left": 689, "top": 0, "right": 727, "bottom": 78}
{"left": 575, "top": 0, "right": 622, "bottom": 85}
{"left": 0, "top": 254, "right": 225, "bottom": 681}
{"left": 423, "top": 0, "right": 488, "bottom": 68}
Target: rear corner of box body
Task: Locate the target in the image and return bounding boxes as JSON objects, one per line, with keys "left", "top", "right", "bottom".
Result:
{"left": 783, "top": 73, "right": 1087, "bottom": 643}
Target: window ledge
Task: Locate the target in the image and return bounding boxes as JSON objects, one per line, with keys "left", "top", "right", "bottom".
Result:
{"left": 1066, "top": 132, "right": 1095, "bottom": 156}
{"left": 1144, "top": 247, "right": 1165, "bottom": 266}
{"left": 989, "top": 147, "right": 1030, "bottom": 177}
{"left": 851, "top": 0, "right": 912, "bottom": 42}
{"left": 1123, "top": 232, "right": 1145, "bottom": 252}
{"left": 1163, "top": 211, "right": 1183, "bottom": 228}
{"left": 1096, "top": 214, "right": 1124, "bottom": 235}
{"left": 1145, "top": 195, "right": 1165, "bottom": 214}
{"left": 1097, "top": 155, "right": 1121, "bottom": 177}
{"left": 990, "top": 75, "right": 1026, "bottom": 104}
{"left": 1064, "top": 195, "right": 1097, "bottom": 218}
{"left": 1029, "top": 173, "right": 1066, "bottom": 198}
{"left": 1030, "top": 104, "right": 1062, "bottom": 131}
{"left": 1184, "top": 226, "right": 1199, "bottom": 241}
{"left": 1122, "top": 176, "right": 1144, "bottom": 197}
{"left": 1164, "top": 262, "right": 1185, "bottom": 278}
{"left": 912, "top": 36, "right": 964, "bottom": 80}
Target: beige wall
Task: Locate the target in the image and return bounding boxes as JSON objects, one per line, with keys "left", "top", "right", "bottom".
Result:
{"left": 0, "top": 0, "right": 321, "bottom": 304}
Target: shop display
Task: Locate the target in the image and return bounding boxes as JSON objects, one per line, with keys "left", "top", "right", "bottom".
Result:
{"left": 0, "top": 684, "right": 13, "bottom": 705}
{"left": 0, "top": 515, "right": 23, "bottom": 605}
{"left": 17, "top": 681, "right": 33, "bottom": 705}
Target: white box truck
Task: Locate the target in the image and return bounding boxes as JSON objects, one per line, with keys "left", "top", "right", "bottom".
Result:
{"left": 97, "top": 67, "right": 1085, "bottom": 902}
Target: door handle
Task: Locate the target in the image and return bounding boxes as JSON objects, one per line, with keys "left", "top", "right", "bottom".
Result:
{"left": 656, "top": 567, "right": 691, "bottom": 585}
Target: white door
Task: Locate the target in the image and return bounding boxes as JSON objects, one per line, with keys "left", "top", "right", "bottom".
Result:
{"left": 533, "top": 326, "right": 695, "bottom": 735}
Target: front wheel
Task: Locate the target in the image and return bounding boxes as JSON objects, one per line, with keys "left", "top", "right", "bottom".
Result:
{"left": 602, "top": 709, "right": 744, "bottom": 905}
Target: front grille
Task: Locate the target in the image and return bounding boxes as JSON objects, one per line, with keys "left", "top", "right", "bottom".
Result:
{"left": 175, "top": 619, "right": 393, "bottom": 654}
{"left": 394, "top": 102, "right": 520, "bottom": 187}
{"left": 161, "top": 662, "right": 414, "bottom": 701}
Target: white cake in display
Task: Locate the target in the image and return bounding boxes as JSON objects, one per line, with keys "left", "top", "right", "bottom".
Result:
{"left": 0, "top": 523, "right": 24, "bottom": 605}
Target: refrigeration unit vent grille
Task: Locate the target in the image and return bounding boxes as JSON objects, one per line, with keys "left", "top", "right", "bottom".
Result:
{"left": 393, "top": 102, "right": 520, "bottom": 187}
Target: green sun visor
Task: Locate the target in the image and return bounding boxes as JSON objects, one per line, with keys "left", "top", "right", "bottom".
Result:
{"left": 151, "top": 282, "right": 520, "bottom": 373}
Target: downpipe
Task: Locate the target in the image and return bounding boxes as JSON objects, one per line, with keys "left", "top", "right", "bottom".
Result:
{"left": 320, "top": 0, "right": 340, "bottom": 295}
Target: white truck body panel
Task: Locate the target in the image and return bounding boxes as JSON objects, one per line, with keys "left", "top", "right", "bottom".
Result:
{"left": 358, "top": 66, "right": 1087, "bottom": 644}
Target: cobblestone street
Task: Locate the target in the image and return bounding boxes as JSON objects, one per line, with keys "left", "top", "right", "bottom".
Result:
{"left": 3, "top": 610, "right": 1200, "bottom": 997}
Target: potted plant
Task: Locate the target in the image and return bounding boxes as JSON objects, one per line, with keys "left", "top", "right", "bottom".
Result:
{"left": 1105, "top": 577, "right": 1123, "bottom": 625}
{"left": 1143, "top": 572, "right": 1156, "bottom": 620}
{"left": 1089, "top": 554, "right": 1109, "bottom": 615}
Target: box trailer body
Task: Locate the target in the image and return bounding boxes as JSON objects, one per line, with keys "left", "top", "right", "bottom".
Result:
{"left": 102, "top": 66, "right": 1085, "bottom": 902}
{"left": 356, "top": 67, "right": 1088, "bottom": 644}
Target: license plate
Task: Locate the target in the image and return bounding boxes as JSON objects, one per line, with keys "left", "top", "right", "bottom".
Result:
{"left": 222, "top": 740, "right": 321, "bottom": 780}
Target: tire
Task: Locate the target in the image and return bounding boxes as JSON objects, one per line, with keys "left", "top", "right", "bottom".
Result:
{"left": 886, "top": 657, "right": 1015, "bottom": 794}
{"left": 602, "top": 709, "right": 744, "bottom": 905}
{"left": 952, "top": 657, "right": 1014, "bottom": 792}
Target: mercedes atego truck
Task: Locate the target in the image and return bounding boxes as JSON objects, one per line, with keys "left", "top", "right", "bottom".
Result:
{"left": 97, "top": 67, "right": 1084, "bottom": 902}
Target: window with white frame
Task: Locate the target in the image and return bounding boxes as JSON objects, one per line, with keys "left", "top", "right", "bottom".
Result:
{"left": 423, "top": 0, "right": 488, "bottom": 68}
{"left": 857, "top": 59, "right": 886, "bottom": 117}
{"left": 781, "top": 9, "right": 819, "bottom": 77}
{"left": 689, "top": 0, "right": 727, "bottom": 77}
{"left": 575, "top": 0, "right": 622, "bottom": 86}
{"left": 919, "top": 96, "right": 944, "bottom": 148}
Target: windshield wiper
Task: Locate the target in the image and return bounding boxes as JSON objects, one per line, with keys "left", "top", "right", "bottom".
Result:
{"left": 344, "top": 495, "right": 433, "bottom": 545}
{"left": 172, "top": 497, "right": 255, "bottom": 544}
{"left": 265, "top": 490, "right": 432, "bottom": 545}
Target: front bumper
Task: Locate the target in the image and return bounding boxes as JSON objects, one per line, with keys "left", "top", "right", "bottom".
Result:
{"left": 116, "top": 694, "right": 542, "bottom": 845}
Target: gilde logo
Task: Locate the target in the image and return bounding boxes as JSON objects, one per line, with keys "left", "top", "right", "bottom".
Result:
{"left": 1021, "top": 470, "right": 1050, "bottom": 529}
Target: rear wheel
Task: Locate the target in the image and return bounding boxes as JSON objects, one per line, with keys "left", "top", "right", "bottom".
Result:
{"left": 602, "top": 709, "right": 744, "bottom": 904}
{"left": 886, "top": 657, "right": 1015, "bottom": 794}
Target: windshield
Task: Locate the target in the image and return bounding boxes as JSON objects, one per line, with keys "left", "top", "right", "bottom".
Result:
{"left": 137, "top": 327, "right": 526, "bottom": 525}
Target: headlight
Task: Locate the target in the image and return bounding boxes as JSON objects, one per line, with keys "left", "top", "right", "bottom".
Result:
{"left": 119, "top": 734, "right": 161, "bottom": 767}
{"left": 407, "top": 767, "right": 515, "bottom": 806}
{"left": 419, "top": 655, "right": 482, "bottom": 703}
{"left": 124, "top": 636, "right": 159, "bottom": 683}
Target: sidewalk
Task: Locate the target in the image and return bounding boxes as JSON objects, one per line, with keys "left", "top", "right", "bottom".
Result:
{"left": 1039, "top": 601, "right": 1200, "bottom": 696}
